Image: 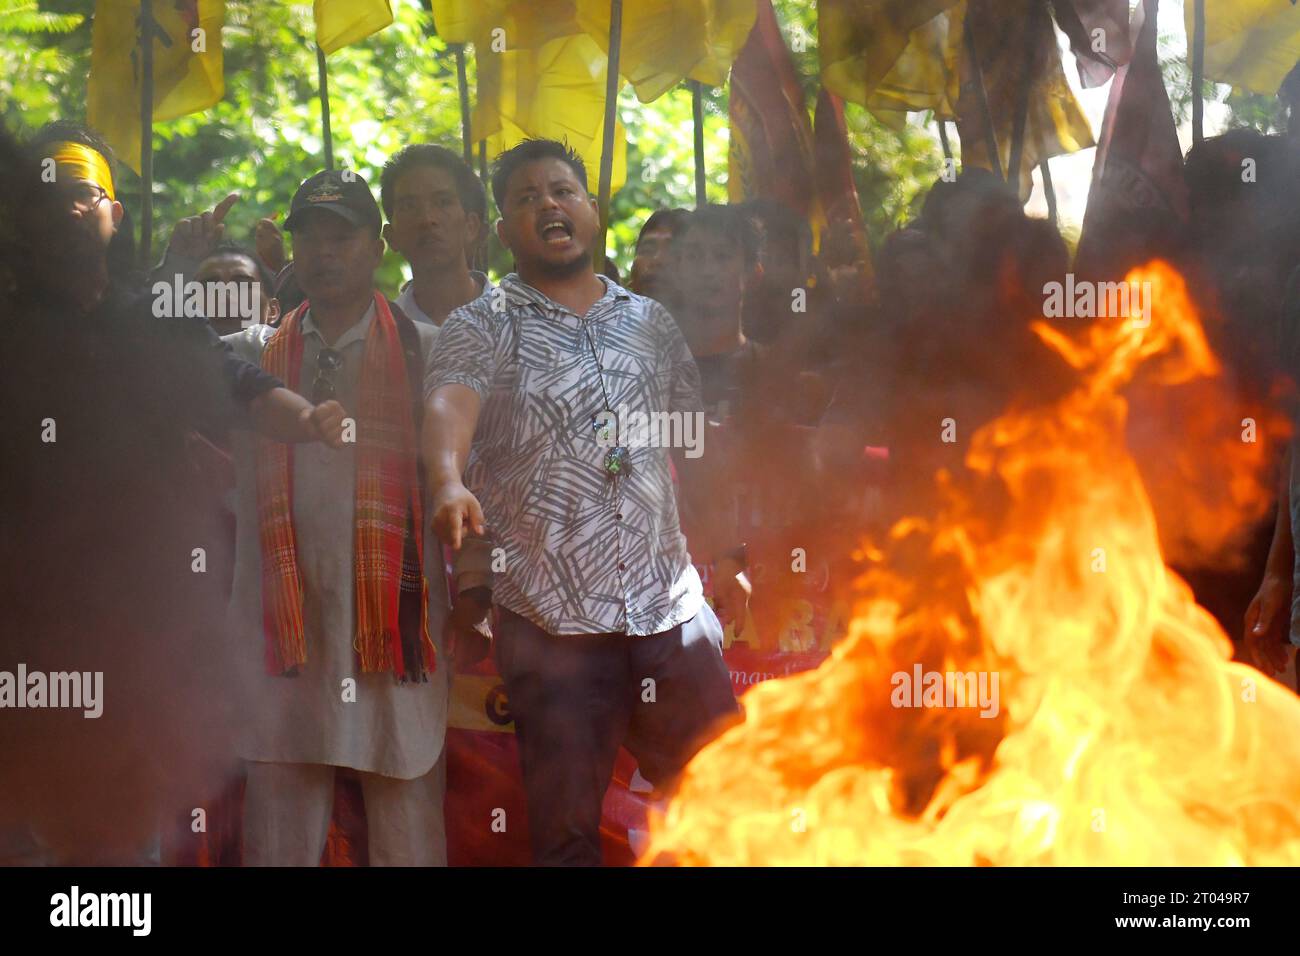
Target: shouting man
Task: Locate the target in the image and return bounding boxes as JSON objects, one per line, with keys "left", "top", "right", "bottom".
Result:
{"left": 423, "top": 139, "right": 739, "bottom": 866}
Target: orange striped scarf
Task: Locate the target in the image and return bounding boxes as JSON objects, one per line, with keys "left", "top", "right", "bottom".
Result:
{"left": 255, "top": 293, "right": 434, "bottom": 680}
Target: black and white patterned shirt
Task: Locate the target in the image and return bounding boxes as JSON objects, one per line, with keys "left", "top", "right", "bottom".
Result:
{"left": 425, "top": 273, "right": 704, "bottom": 636}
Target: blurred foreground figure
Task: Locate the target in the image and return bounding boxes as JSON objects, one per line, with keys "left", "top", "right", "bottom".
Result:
{"left": 0, "top": 123, "right": 242, "bottom": 863}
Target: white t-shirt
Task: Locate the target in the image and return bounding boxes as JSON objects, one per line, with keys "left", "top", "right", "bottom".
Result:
{"left": 395, "top": 271, "right": 491, "bottom": 328}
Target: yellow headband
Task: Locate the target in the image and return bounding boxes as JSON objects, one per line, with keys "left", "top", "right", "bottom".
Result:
{"left": 50, "top": 142, "right": 115, "bottom": 202}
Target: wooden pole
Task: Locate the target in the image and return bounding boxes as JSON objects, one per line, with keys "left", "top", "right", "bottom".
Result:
{"left": 691, "top": 80, "right": 706, "bottom": 207}
{"left": 477, "top": 141, "right": 488, "bottom": 271}
{"left": 1041, "top": 159, "right": 1057, "bottom": 225}
{"left": 139, "top": 0, "right": 154, "bottom": 268}
{"left": 454, "top": 43, "right": 473, "bottom": 164}
{"left": 1192, "top": 0, "right": 1205, "bottom": 148}
{"left": 937, "top": 117, "right": 953, "bottom": 161}
{"left": 1008, "top": 0, "right": 1045, "bottom": 190}
{"left": 963, "top": 17, "right": 1003, "bottom": 181}
{"left": 316, "top": 43, "right": 334, "bottom": 169}
{"left": 595, "top": 0, "right": 623, "bottom": 269}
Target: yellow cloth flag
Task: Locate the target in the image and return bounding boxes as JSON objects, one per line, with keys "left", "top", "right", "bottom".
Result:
{"left": 430, "top": 0, "right": 505, "bottom": 44}
{"left": 435, "top": 0, "right": 752, "bottom": 105}
{"left": 314, "top": 0, "right": 393, "bottom": 56}
{"left": 473, "top": 29, "right": 626, "bottom": 194}
{"left": 576, "top": 0, "right": 756, "bottom": 103}
{"left": 955, "top": 0, "right": 1094, "bottom": 201}
{"left": 431, "top": 0, "right": 581, "bottom": 49}
{"left": 87, "top": 0, "right": 225, "bottom": 174}
{"left": 819, "top": 0, "right": 962, "bottom": 121}
{"left": 1191, "top": 0, "right": 1300, "bottom": 95}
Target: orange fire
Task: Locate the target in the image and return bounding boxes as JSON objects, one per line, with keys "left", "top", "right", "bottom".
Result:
{"left": 643, "top": 261, "right": 1300, "bottom": 865}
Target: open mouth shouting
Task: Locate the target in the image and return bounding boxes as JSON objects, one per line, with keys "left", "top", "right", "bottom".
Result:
{"left": 538, "top": 215, "right": 575, "bottom": 247}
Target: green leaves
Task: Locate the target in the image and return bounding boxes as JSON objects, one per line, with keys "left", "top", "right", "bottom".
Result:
{"left": 0, "top": 1, "right": 84, "bottom": 36}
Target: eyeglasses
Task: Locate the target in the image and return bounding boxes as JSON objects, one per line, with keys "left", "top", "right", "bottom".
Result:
{"left": 312, "top": 348, "right": 343, "bottom": 403}
{"left": 64, "top": 182, "right": 110, "bottom": 213}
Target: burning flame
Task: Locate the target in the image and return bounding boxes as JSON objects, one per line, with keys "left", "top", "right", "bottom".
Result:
{"left": 644, "top": 261, "right": 1300, "bottom": 865}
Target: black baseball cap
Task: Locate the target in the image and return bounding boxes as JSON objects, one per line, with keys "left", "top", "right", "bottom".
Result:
{"left": 284, "top": 168, "right": 381, "bottom": 235}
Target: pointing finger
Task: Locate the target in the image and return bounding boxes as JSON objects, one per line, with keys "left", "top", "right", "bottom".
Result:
{"left": 212, "top": 192, "right": 240, "bottom": 223}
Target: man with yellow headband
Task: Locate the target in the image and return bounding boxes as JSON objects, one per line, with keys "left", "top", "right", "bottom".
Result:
{"left": 30, "top": 121, "right": 353, "bottom": 450}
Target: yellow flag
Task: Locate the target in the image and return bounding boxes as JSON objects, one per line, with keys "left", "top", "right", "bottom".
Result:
{"left": 1192, "top": 0, "right": 1300, "bottom": 95}
{"left": 576, "top": 0, "right": 756, "bottom": 103}
{"left": 819, "top": 0, "right": 962, "bottom": 119}
{"left": 956, "top": 1, "right": 1094, "bottom": 200}
{"left": 473, "top": 30, "right": 626, "bottom": 194}
{"left": 431, "top": 0, "right": 581, "bottom": 48}
{"left": 430, "top": 0, "right": 507, "bottom": 44}
{"left": 314, "top": 0, "right": 393, "bottom": 55}
{"left": 87, "top": 0, "right": 225, "bottom": 174}
{"left": 435, "top": 0, "right": 752, "bottom": 105}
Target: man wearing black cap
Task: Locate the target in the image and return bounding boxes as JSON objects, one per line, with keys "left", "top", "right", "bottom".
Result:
{"left": 222, "top": 169, "right": 456, "bottom": 866}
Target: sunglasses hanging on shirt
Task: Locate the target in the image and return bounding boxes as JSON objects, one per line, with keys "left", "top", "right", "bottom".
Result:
{"left": 312, "top": 347, "right": 343, "bottom": 404}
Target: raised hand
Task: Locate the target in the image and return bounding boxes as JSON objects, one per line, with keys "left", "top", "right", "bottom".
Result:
{"left": 168, "top": 192, "right": 239, "bottom": 262}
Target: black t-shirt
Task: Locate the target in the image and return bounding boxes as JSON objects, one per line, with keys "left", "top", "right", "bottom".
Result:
{"left": 694, "top": 340, "right": 764, "bottom": 421}
{"left": 82, "top": 278, "right": 283, "bottom": 437}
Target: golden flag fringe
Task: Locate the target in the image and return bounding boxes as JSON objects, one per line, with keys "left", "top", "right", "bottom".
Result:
{"left": 87, "top": 0, "right": 226, "bottom": 175}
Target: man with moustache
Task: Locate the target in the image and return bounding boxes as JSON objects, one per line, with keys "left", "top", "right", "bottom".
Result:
{"left": 423, "top": 139, "right": 739, "bottom": 866}
{"left": 223, "top": 169, "right": 453, "bottom": 866}
{"left": 380, "top": 143, "right": 492, "bottom": 328}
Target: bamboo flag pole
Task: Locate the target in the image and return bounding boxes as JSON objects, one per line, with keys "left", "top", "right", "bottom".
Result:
{"left": 691, "top": 79, "right": 706, "bottom": 207}
{"left": 1192, "top": 0, "right": 1205, "bottom": 147}
{"left": 1008, "top": 0, "right": 1045, "bottom": 189}
{"left": 139, "top": 0, "right": 155, "bottom": 268}
{"left": 963, "top": 17, "right": 1003, "bottom": 182}
{"left": 595, "top": 0, "right": 623, "bottom": 269}
{"left": 316, "top": 43, "right": 334, "bottom": 169}
{"left": 1041, "top": 159, "right": 1057, "bottom": 224}
{"left": 454, "top": 43, "right": 473, "bottom": 164}
{"left": 937, "top": 117, "right": 953, "bottom": 161}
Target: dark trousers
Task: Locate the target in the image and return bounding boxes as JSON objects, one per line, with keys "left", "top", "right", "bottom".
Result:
{"left": 494, "top": 603, "right": 740, "bottom": 866}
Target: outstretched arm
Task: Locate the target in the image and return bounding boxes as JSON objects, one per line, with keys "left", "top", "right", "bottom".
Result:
{"left": 423, "top": 382, "right": 485, "bottom": 549}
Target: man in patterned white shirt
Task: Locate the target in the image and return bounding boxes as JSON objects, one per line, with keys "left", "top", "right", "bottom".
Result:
{"left": 423, "top": 139, "right": 739, "bottom": 865}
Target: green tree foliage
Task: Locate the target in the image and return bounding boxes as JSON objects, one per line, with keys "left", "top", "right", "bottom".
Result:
{"left": 0, "top": 0, "right": 949, "bottom": 286}
{"left": 11, "top": 1, "right": 1279, "bottom": 286}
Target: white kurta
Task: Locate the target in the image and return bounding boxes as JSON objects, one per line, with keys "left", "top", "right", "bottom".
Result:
{"left": 223, "top": 305, "right": 448, "bottom": 780}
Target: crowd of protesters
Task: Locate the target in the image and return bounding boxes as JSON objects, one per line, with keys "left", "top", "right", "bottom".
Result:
{"left": 4, "top": 111, "right": 1300, "bottom": 867}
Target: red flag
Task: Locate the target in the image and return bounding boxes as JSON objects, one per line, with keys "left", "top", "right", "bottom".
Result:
{"left": 1055, "top": 0, "right": 1134, "bottom": 88}
{"left": 813, "top": 88, "right": 872, "bottom": 285}
{"left": 813, "top": 89, "right": 863, "bottom": 231}
{"left": 1075, "top": 0, "right": 1189, "bottom": 279}
{"left": 727, "top": 0, "right": 816, "bottom": 218}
